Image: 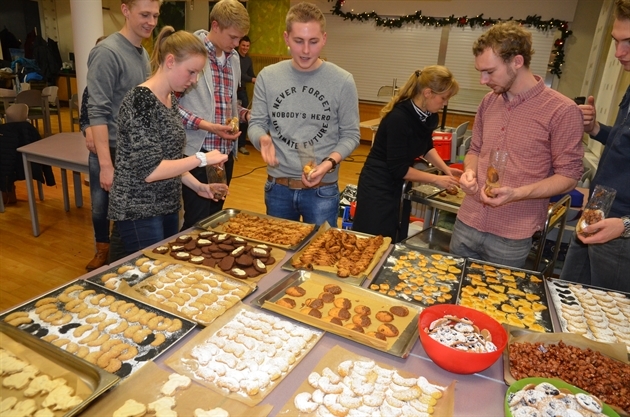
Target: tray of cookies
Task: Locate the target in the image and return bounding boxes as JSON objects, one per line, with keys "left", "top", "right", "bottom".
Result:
{"left": 0, "top": 321, "right": 120, "bottom": 417}
{"left": 280, "top": 344, "right": 455, "bottom": 416}
{"left": 252, "top": 270, "right": 422, "bottom": 358}
{"left": 195, "top": 208, "right": 317, "bottom": 250}
{"left": 87, "top": 257, "right": 255, "bottom": 326}
{"left": 457, "top": 259, "right": 553, "bottom": 333}
{"left": 282, "top": 223, "right": 392, "bottom": 286}
{"left": 164, "top": 304, "right": 324, "bottom": 407}
{"left": 368, "top": 243, "right": 464, "bottom": 307}
{"left": 147, "top": 230, "right": 285, "bottom": 282}
{"left": 427, "top": 186, "right": 466, "bottom": 207}
{"left": 546, "top": 278, "right": 630, "bottom": 352}
{"left": 1, "top": 280, "right": 196, "bottom": 379}
{"left": 503, "top": 327, "right": 630, "bottom": 416}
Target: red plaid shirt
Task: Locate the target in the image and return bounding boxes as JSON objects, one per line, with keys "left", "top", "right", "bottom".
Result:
{"left": 458, "top": 76, "right": 584, "bottom": 239}
{"left": 177, "top": 37, "right": 242, "bottom": 155}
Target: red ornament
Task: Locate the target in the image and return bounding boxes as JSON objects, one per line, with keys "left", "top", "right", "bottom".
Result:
{"left": 554, "top": 39, "right": 564, "bottom": 47}
{"left": 484, "top": 20, "right": 492, "bottom": 26}
{"left": 458, "top": 17, "right": 468, "bottom": 25}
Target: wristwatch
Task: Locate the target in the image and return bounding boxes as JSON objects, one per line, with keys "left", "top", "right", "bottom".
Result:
{"left": 322, "top": 157, "right": 337, "bottom": 173}
{"left": 622, "top": 216, "right": 630, "bottom": 238}
{"left": 195, "top": 152, "right": 207, "bottom": 167}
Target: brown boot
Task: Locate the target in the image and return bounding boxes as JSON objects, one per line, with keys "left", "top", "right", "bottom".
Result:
{"left": 86, "top": 243, "right": 110, "bottom": 271}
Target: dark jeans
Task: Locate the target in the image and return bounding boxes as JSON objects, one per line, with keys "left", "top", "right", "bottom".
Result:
{"left": 89, "top": 148, "right": 126, "bottom": 263}
{"left": 116, "top": 212, "right": 179, "bottom": 256}
{"left": 264, "top": 179, "right": 339, "bottom": 227}
{"left": 181, "top": 153, "right": 234, "bottom": 230}
{"left": 237, "top": 89, "right": 249, "bottom": 148}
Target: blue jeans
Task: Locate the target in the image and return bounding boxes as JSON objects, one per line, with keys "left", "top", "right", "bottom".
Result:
{"left": 264, "top": 180, "right": 339, "bottom": 227}
{"left": 89, "top": 151, "right": 110, "bottom": 243}
{"left": 449, "top": 218, "right": 532, "bottom": 268}
{"left": 116, "top": 212, "right": 179, "bottom": 256}
{"left": 559, "top": 232, "right": 630, "bottom": 293}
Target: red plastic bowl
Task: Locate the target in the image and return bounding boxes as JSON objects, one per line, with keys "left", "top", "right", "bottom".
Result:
{"left": 419, "top": 304, "right": 507, "bottom": 374}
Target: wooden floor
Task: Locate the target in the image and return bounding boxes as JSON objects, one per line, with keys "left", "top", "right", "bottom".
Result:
{"left": 0, "top": 108, "right": 372, "bottom": 311}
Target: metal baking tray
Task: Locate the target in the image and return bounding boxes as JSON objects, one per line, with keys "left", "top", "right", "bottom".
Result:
{"left": 404, "top": 226, "right": 453, "bottom": 254}
{"left": 252, "top": 270, "right": 421, "bottom": 358}
{"left": 195, "top": 208, "right": 317, "bottom": 251}
{"left": 281, "top": 226, "right": 391, "bottom": 287}
{"left": 546, "top": 277, "right": 629, "bottom": 350}
{"left": 426, "top": 187, "right": 465, "bottom": 207}
{"left": 458, "top": 259, "right": 554, "bottom": 332}
{"left": 1, "top": 321, "right": 120, "bottom": 417}
{"left": 86, "top": 254, "right": 162, "bottom": 289}
{"left": 369, "top": 243, "right": 465, "bottom": 308}
{"left": 0, "top": 280, "right": 196, "bottom": 379}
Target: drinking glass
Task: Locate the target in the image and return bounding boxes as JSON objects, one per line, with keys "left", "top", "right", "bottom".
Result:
{"left": 484, "top": 149, "right": 508, "bottom": 197}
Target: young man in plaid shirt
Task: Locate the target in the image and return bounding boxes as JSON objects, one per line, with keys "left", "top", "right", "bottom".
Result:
{"left": 177, "top": 0, "right": 250, "bottom": 229}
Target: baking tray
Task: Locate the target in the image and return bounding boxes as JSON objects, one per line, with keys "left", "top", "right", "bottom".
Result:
{"left": 404, "top": 226, "right": 454, "bottom": 254}
{"left": 457, "top": 258, "right": 554, "bottom": 333}
{"left": 369, "top": 243, "right": 465, "bottom": 308}
{"left": 143, "top": 230, "right": 285, "bottom": 284}
{"left": 426, "top": 187, "right": 466, "bottom": 207}
{"left": 502, "top": 327, "right": 630, "bottom": 416}
{"left": 0, "top": 280, "right": 196, "bottom": 379}
{"left": 281, "top": 224, "right": 392, "bottom": 286}
{"left": 87, "top": 256, "right": 255, "bottom": 326}
{"left": 546, "top": 277, "right": 629, "bottom": 351}
{"left": 0, "top": 321, "right": 120, "bottom": 417}
{"left": 86, "top": 254, "right": 169, "bottom": 290}
{"left": 252, "top": 270, "right": 421, "bottom": 358}
{"left": 195, "top": 208, "right": 317, "bottom": 251}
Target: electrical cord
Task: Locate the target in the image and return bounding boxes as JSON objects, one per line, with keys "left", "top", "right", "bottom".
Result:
{"left": 231, "top": 165, "right": 267, "bottom": 179}
{"left": 232, "top": 155, "right": 371, "bottom": 179}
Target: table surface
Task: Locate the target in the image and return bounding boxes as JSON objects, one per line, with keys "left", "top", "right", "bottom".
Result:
{"left": 62, "top": 230, "right": 511, "bottom": 416}
{"left": 359, "top": 118, "right": 382, "bottom": 130}
{"left": 17, "top": 131, "right": 89, "bottom": 169}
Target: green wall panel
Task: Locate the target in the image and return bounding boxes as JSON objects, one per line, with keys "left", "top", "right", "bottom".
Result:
{"left": 247, "top": 0, "right": 290, "bottom": 56}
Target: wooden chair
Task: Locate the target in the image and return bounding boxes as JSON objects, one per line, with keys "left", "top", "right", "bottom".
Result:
{"left": 14, "top": 90, "right": 46, "bottom": 132}
{"left": 5, "top": 103, "right": 29, "bottom": 123}
{"left": 42, "top": 86, "right": 62, "bottom": 133}
{"left": 69, "top": 93, "right": 80, "bottom": 132}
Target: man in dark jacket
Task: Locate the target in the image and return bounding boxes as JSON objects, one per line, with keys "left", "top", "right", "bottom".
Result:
{"left": 236, "top": 36, "right": 255, "bottom": 155}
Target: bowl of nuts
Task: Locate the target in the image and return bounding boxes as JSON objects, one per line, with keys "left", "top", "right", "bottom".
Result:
{"left": 419, "top": 304, "right": 507, "bottom": 374}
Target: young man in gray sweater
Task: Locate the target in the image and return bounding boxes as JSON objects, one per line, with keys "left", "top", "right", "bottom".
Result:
{"left": 85, "top": 0, "right": 161, "bottom": 268}
{"left": 248, "top": 2, "right": 360, "bottom": 227}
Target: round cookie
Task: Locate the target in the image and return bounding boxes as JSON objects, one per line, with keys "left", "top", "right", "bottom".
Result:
{"left": 286, "top": 286, "right": 306, "bottom": 297}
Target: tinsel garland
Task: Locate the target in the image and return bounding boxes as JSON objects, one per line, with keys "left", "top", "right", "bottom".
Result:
{"left": 328, "top": 0, "right": 572, "bottom": 77}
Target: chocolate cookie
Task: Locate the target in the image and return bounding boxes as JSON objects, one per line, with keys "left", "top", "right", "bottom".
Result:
{"left": 211, "top": 252, "right": 228, "bottom": 259}
{"left": 173, "top": 252, "right": 191, "bottom": 261}
{"left": 218, "top": 255, "right": 235, "bottom": 271}
{"left": 251, "top": 247, "right": 269, "bottom": 258}
{"left": 184, "top": 240, "right": 197, "bottom": 251}
{"left": 319, "top": 292, "right": 335, "bottom": 303}
{"left": 286, "top": 286, "right": 306, "bottom": 297}
{"left": 377, "top": 323, "right": 399, "bottom": 337}
{"left": 152, "top": 245, "right": 169, "bottom": 254}
{"left": 352, "top": 314, "right": 371, "bottom": 327}
{"left": 232, "top": 237, "right": 247, "bottom": 246}
{"left": 190, "top": 248, "right": 203, "bottom": 256}
{"left": 198, "top": 231, "right": 214, "bottom": 239}
{"left": 218, "top": 243, "right": 235, "bottom": 252}
{"left": 276, "top": 297, "right": 296, "bottom": 309}
{"left": 243, "top": 266, "right": 260, "bottom": 278}
{"left": 176, "top": 234, "right": 193, "bottom": 243}
{"left": 344, "top": 324, "right": 365, "bottom": 333}
{"left": 301, "top": 307, "right": 322, "bottom": 319}
{"left": 230, "top": 246, "right": 246, "bottom": 257}
{"left": 189, "top": 256, "right": 204, "bottom": 265}
{"left": 230, "top": 267, "right": 248, "bottom": 279}
{"left": 170, "top": 244, "right": 185, "bottom": 252}
{"left": 324, "top": 284, "right": 342, "bottom": 295}
{"left": 252, "top": 258, "right": 267, "bottom": 273}
{"left": 207, "top": 244, "right": 223, "bottom": 252}
{"left": 235, "top": 254, "right": 253, "bottom": 267}
{"left": 202, "top": 258, "right": 218, "bottom": 268}
{"left": 196, "top": 238, "right": 212, "bottom": 247}
{"left": 375, "top": 311, "right": 394, "bottom": 323}
{"left": 306, "top": 298, "right": 324, "bottom": 309}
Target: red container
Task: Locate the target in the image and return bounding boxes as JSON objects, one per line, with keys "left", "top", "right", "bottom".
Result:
{"left": 419, "top": 304, "right": 507, "bottom": 374}
{"left": 432, "top": 131, "right": 452, "bottom": 160}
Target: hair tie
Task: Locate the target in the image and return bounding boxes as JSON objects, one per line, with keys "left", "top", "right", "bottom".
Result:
{"left": 415, "top": 70, "right": 421, "bottom": 77}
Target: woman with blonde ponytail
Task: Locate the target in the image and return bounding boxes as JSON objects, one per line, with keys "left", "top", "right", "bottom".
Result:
{"left": 109, "top": 26, "right": 228, "bottom": 255}
{"left": 352, "top": 65, "right": 461, "bottom": 242}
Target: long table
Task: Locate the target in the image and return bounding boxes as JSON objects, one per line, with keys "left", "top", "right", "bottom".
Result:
{"left": 73, "top": 231, "right": 509, "bottom": 416}
{"left": 17, "top": 132, "right": 89, "bottom": 236}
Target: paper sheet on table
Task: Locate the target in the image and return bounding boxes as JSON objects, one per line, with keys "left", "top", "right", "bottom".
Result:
{"left": 81, "top": 362, "right": 273, "bottom": 416}
{"left": 277, "top": 345, "right": 455, "bottom": 417}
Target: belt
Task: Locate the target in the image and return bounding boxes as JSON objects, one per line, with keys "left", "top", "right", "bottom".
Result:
{"left": 268, "top": 175, "right": 334, "bottom": 190}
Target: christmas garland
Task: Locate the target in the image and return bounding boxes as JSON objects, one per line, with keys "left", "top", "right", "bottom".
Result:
{"left": 328, "top": 0, "right": 572, "bottom": 77}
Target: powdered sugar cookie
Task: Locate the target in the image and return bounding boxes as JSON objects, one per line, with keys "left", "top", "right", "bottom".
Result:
{"left": 112, "top": 399, "right": 147, "bottom": 417}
